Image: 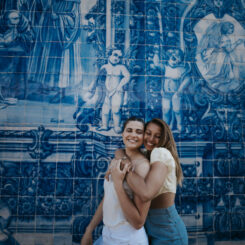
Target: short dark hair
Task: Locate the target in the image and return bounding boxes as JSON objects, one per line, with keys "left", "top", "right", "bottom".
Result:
{"left": 122, "top": 116, "right": 145, "bottom": 131}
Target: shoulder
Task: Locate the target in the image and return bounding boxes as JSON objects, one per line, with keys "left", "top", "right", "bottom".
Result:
{"left": 134, "top": 157, "right": 150, "bottom": 179}
{"left": 151, "top": 147, "right": 173, "bottom": 159}
{"left": 150, "top": 147, "right": 175, "bottom": 169}
{"left": 114, "top": 148, "right": 124, "bottom": 159}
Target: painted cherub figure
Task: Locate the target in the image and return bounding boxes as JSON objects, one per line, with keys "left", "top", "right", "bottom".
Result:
{"left": 97, "top": 48, "right": 130, "bottom": 133}
{"left": 161, "top": 48, "right": 192, "bottom": 132}
{"left": 74, "top": 48, "right": 130, "bottom": 134}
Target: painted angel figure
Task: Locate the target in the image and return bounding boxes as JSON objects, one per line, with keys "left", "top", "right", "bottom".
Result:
{"left": 0, "top": 201, "right": 20, "bottom": 245}
{"left": 98, "top": 48, "right": 130, "bottom": 133}
{"left": 74, "top": 47, "right": 130, "bottom": 134}
{"left": 196, "top": 21, "right": 244, "bottom": 92}
{"left": 0, "top": 9, "right": 34, "bottom": 103}
{"left": 162, "top": 48, "right": 192, "bottom": 133}
{"left": 27, "top": 0, "right": 82, "bottom": 103}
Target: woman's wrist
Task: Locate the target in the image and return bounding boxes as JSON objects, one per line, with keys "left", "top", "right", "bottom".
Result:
{"left": 113, "top": 176, "right": 124, "bottom": 191}
{"left": 126, "top": 168, "right": 134, "bottom": 180}
{"left": 85, "top": 224, "right": 94, "bottom": 233}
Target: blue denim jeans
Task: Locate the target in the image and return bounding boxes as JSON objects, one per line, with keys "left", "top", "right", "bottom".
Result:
{"left": 145, "top": 204, "right": 188, "bottom": 245}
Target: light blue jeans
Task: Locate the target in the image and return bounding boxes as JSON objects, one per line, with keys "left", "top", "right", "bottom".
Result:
{"left": 145, "top": 204, "right": 188, "bottom": 245}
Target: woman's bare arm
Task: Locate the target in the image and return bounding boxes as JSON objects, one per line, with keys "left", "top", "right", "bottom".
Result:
{"left": 126, "top": 162, "right": 168, "bottom": 202}
{"left": 114, "top": 179, "right": 151, "bottom": 229}
{"left": 81, "top": 199, "right": 103, "bottom": 245}
{"left": 116, "top": 149, "right": 168, "bottom": 202}
{"left": 105, "top": 150, "right": 132, "bottom": 181}
{"left": 111, "top": 160, "right": 151, "bottom": 229}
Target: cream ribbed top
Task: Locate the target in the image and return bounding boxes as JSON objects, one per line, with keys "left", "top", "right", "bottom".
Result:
{"left": 150, "top": 147, "right": 176, "bottom": 195}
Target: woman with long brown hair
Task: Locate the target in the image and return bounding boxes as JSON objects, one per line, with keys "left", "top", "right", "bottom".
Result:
{"left": 112, "top": 118, "right": 188, "bottom": 244}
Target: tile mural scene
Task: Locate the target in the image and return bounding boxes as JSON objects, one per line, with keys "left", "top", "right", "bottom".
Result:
{"left": 0, "top": 0, "right": 244, "bottom": 244}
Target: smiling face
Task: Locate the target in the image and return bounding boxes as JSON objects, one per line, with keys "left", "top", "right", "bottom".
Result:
{"left": 143, "top": 122, "right": 162, "bottom": 152}
{"left": 122, "top": 120, "right": 144, "bottom": 150}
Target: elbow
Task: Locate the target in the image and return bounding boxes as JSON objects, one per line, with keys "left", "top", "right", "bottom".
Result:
{"left": 132, "top": 220, "right": 145, "bottom": 230}
{"left": 128, "top": 215, "right": 146, "bottom": 230}
{"left": 140, "top": 192, "right": 153, "bottom": 203}
{"left": 134, "top": 224, "right": 144, "bottom": 230}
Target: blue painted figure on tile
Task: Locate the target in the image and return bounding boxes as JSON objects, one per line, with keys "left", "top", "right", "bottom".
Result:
{"left": 162, "top": 48, "right": 192, "bottom": 132}
{"left": 74, "top": 47, "right": 130, "bottom": 134}
{"left": 97, "top": 48, "right": 130, "bottom": 133}
{"left": 0, "top": 9, "right": 34, "bottom": 103}
{"left": 0, "top": 201, "right": 20, "bottom": 245}
{"left": 27, "top": 0, "right": 82, "bottom": 103}
{"left": 0, "top": 10, "right": 28, "bottom": 49}
{"left": 193, "top": 0, "right": 245, "bottom": 93}
{"left": 195, "top": 20, "right": 245, "bottom": 92}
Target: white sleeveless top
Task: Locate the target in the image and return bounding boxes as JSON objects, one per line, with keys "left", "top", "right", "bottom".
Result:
{"left": 150, "top": 147, "right": 177, "bottom": 195}
{"left": 103, "top": 175, "right": 133, "bottom": 227}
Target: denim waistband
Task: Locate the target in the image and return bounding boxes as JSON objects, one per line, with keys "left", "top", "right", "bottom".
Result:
{"left": 148, "top": 204, "right": 177, "bottom": 216}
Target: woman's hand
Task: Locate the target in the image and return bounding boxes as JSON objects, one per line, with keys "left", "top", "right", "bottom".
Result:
{"left": 80, "top": 229, "right": 92, "bottom": 245}
{"left": 105, "top": 157, "right": 132, "bottom": 181}
{"left": 111, "top": 159, "right": 130, "bottom": 184}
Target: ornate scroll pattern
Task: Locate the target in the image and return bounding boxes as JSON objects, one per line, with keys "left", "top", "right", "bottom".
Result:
{"left": 27, "top": 125, "right": 54, "bottom": 160}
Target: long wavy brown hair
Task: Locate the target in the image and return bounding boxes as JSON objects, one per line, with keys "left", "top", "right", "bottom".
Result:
{"left": 145, "top": 118, "right": 183, "bottom": 186}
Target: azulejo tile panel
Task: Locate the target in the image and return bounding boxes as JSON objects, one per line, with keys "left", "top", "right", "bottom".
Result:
{"left": 0, "top": 0, "right": 244, "bottom": 244}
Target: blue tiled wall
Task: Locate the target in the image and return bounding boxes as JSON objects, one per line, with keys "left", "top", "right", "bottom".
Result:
{"left": 0, "top": 0, "right": 244, "bottom": 244}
